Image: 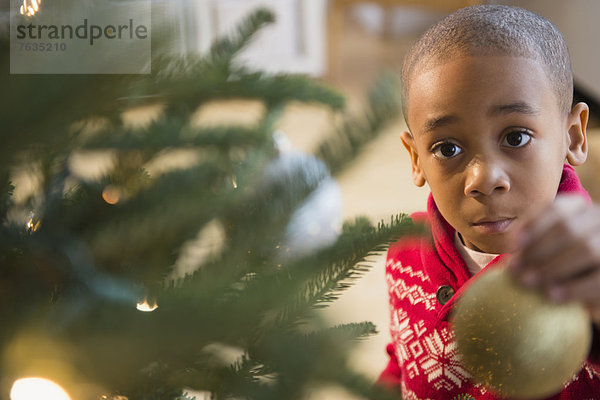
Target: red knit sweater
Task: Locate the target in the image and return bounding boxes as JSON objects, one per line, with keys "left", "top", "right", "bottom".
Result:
{"left": 378, "top": 165, "right": 600, "bottom": 399}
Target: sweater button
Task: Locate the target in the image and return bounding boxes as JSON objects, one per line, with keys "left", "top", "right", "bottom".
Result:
{"left": 436, "top": 285, "right": 455, "bottom": 305}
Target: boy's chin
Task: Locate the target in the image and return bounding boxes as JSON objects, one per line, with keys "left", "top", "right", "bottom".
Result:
{"left": 465, "top": 234, "right": 516, "bottom": 255}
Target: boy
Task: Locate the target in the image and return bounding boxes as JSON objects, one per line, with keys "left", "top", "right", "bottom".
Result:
{"left": 379, "top": 5, "right": 600, "bottom": 399}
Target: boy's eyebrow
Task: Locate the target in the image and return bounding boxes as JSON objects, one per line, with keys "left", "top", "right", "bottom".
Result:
{"left": 489, "top": 102, "right": 540, "bottom": 116}
{"left": 420, "top": 102, "right": 540, "bottom": 135}
{"left": 421, "top": 115, "right": 459, "bottom": 134}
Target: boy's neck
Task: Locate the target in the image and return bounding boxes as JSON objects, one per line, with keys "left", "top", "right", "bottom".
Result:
{"left": 455, "top": 232, "right": 499, "bottom": 275}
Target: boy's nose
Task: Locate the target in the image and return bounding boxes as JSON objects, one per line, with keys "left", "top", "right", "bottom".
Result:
{"left": 464, "top": 159, "right": 510, "bottom": 197}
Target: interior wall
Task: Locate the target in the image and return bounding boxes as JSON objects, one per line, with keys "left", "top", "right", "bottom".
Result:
{"left": 497, "top": 0, "right": 600, "bottom": 101}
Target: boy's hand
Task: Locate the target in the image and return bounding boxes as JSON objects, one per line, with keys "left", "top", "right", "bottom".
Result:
{"left": 509, "top": 194, "right": 600, "bottom": 321}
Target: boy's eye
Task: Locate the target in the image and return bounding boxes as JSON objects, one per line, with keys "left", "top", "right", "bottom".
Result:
{"left": 502, "top": 131, "right": 532, "bottom": 148}
{"left": 432, "top": 142, "right": 463, "bottom": 159}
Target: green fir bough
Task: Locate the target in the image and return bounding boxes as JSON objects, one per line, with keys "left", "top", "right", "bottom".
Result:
{"left": 0, "top": 6, "right": 409, "bottom": 400}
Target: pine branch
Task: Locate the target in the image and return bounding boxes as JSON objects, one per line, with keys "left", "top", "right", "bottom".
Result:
{"left": 0, "top": 175, "right": 13, "bottom": 224}
{"left": 240, "top": 319, "right": 395, "bottom": 400}
{"left": 127, "top": 64, "right": 345, "bottom": 118}
{"left": 293, "top": 215, "right": 415, "bottom": 309}
{"left": 315, "top": 70, "right": 401, "bottom": 175}
{"left": 83, "top": 123, "right": 267, "bottom": 152}
{"left": 327, "top": 321, "right": 379, "bottom": 340}
{"left": 1, "top": 5, "right": 412, "bottom": 399}
{"left": 0, "top": 38, "right": 129, "bottom": 165}
{"left": 222, "top": 215, "right": 418, "bottom": 338}
{"left": 208, "top": 8, "right": 275, "bottom": 66}
{"left": 122, "top": 9, "right": 343, "bottom": 114}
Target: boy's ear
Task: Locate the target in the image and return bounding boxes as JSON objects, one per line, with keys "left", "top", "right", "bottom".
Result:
{"left": 400, "top": 130, "right": 426, "bottom": 187}
{"left": 566, "top": 102, "right": 589, "bottom": 166}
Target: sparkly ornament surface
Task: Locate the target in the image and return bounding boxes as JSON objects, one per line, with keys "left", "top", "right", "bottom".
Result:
{"left": 453, "top": 266, "right": 591, "bottom": 399}
{"left": 265, "top": 131, "right": 343, "bottom": 260}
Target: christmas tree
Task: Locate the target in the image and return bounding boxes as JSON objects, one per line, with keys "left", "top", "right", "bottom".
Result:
{"left": 1, "top": 6, "right": 411, "bottom": 399}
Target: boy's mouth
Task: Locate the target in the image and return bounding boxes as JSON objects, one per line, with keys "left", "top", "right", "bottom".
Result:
{"left": 471, "top": 217, "right": 515, "bottom": 234}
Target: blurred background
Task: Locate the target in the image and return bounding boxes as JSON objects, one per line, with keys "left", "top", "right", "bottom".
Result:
{"left": 3, "top": 0, "right": 600, "bottom": 398}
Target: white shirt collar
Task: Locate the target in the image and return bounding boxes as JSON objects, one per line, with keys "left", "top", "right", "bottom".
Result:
{"left": 454, "top": 232, "right": 499, "bottom": 276}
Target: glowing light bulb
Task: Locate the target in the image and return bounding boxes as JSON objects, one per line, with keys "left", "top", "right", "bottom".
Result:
{"left": 136, "top": 299, "right": 158, "bottom": 312}
{"left": 102, "top": 185, "right": 121, "bottom": 205}
{"left": 10, "top": 377, "right": 71, "bottom": 400}
{"left": 26, "top": 211, "right": 41, "bottom": 234}
{"left": 18, "top": 0, "right": 41, "bottom": 16}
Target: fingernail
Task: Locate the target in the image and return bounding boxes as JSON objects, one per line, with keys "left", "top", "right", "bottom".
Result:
{"left": 521, "top": 271, "right": 540, "bottom": 287}
{"left": 547, "top": 286, "right": 566, "bottom": 303}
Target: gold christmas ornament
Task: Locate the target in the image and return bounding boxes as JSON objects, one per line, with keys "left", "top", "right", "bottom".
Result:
{"left": 453, "top": 266, "right": 592, "bottom": 399}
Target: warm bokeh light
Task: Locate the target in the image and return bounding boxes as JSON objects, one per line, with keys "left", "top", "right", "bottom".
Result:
{"left": 19, "top": 0, "right": 41, "bottom": 16}
{"left": 136, "top": 299, "right": 158, "bottom": 312}
{"left": 102, "top": 185, "right": 121, "bottom": 205}
{"left": 10, "top": 377, "right": 71, "bottom": 400}
{"left": 26, "top": 211, "right": 41, "bottom": 233}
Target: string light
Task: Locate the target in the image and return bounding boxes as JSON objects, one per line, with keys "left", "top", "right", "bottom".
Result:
{"left": 19, "top": 0, "right": 41, "bottom": 17}
{"left": 136, "top": 298, "right": 158, "bottom": 312}
{"left": 26, "top": 211, "right": 40, "bottom": 234}
{"left": 10, "top": 377, "right": 71, "bottom": 400}
{"left": 102, "top": 185, "right": 121, "bottom": 205}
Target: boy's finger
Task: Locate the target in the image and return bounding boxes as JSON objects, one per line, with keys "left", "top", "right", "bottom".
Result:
{"left": 545, "top": 267, "right": 600, "bottom": 304}
{"left": 521, "top": 217, "right": 600, "bottom": 274}
{"left": 515, "top": 194, "right": 587, "bottom": 250}
{"left": 511, "top": 202, "right": 595, "bottom": 272}
{"left": 508, "top": 217, "right": 564, "bottom": 271}
{"left": 523, "top": 242, "right": 600, "bottom": 288}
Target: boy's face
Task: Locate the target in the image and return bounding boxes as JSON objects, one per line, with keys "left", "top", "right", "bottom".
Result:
{"left": 402, "top": 55, "right": 587, "bottom": 254}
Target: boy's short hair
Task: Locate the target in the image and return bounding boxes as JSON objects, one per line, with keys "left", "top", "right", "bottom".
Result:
{"left": 402, "top": 5, "right": 573, "bottom": 117}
